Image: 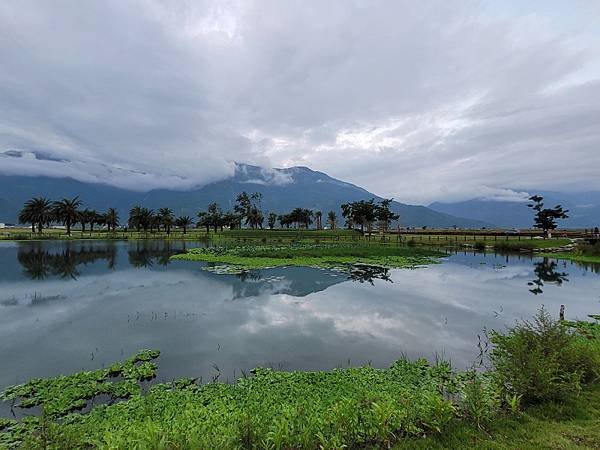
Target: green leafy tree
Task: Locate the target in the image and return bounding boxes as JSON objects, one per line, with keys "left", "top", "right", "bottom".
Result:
{"left": 267, "top": 212, "right": 278, "bottom": 230}
{"left": 234, "top": 191, "right": 264, "bottom": 229}
{"left": 527, "top": 195, "right": 569, "bottom": 238}
{"left": 207, "top": 203, "right": 223, "bottom": 232}
{"left": 197, "top": 211, "right": 210, "bottom": 233}
{"left": 222, "top": 212, "right": 240, "bottom": 230}
{"left": 52, "top": 197, "right": 82, "bottom": 236}
{"left": 19, "top": 197, "right": 53, "bottom": 232}
{"left": 341, "top": 199, "right": 377, "bottom": 233}
{"left": 375, "top": 199, "right": 399, "bottom": 232}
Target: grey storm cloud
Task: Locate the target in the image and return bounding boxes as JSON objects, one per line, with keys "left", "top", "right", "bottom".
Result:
{"left": 0, "top": 0, "right": 599, "bottom": 202}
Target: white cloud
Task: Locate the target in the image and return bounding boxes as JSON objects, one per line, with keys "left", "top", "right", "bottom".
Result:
{"left": 1, "top": 0, "right": 599, "bottom": 201}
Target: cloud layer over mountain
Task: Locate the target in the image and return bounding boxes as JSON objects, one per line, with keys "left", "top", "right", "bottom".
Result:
{"left": 1, "top": 1, "right": 599, "bottom": 201}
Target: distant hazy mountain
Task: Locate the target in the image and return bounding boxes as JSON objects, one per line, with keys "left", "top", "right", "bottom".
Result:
{"left": 429, "top": 191, "right": 600, "bottom": 229}
{"left": 0, "top": 164, "right": 489, "bottom": 228}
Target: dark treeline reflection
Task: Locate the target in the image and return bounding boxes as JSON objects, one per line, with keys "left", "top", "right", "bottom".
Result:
{"left": 346, "top": 264, "right": 392, "bottom": 285}
{"left": 17, "top": 241, "right": 190, "bottom": 280}
{"left": 528, "top": 257, "right": 569, "bottom": 295}
{"left": 126, "top": 241, "right": 189, "bottom": 268}
{"left": 17, "top": 243, "right": 117, "bottom": 280}
{"left": 233, "top": 264, "right": 393, "bottom": 286}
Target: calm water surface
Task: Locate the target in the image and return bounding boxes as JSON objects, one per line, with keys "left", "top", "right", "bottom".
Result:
{"left": 1, "top": 240, "right": 599, "bottom": 401}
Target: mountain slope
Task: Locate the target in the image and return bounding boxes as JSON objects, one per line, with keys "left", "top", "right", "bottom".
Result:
{"left": 0, "top": 164, "right": 489, "bottom": 228}
{"left": 430, "top": 191, "right": 600, "bottom": 229}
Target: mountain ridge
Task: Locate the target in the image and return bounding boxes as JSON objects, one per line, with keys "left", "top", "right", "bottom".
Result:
{"left": 0, "top": 164, "right": 490, "bottom": 228}
{"left": 429, "top": 190, "right": 600, "bottom": 229}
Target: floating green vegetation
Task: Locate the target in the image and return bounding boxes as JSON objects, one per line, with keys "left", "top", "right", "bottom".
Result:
{"left": 0, "top": 350, "right": 159, "bottom": 448}
{"left": 172, "top": 243, "right": 444, "bottom": 271}
{"left": 3, "top": 359, "right": 468, "bottom": 449}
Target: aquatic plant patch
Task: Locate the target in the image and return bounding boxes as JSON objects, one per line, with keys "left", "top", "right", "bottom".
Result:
{"left": 172, "top": 243, "right": 444, "bottom": 271}
{"left": 1, "top": 358, "right": 462, "bottom": 449}
{"left": 0, "top": 350, "right": 160, "bottom": 448}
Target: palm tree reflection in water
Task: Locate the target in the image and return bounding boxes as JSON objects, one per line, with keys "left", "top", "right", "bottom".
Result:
{"left": 17, "top": 241, "right": 189, "bottom": 280}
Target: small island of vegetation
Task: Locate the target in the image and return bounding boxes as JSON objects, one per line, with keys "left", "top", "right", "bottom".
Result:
{"left": 171, "top": 243, "right": 443, "bottom": 271}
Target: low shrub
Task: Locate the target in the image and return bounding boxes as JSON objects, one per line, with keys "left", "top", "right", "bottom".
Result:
{"left": 490, "top": 308, "right": 600, "bottom": 405}
{"left": 492, "top": 241, "right": 535, "bottom": 252}
{"left": 473, "top": 241, "right": 486, "bottom": 251}
{"left": 577, "top": 241, "right": 600, "bottom": 257}
{"left": 457, "top": 372, "right": 502, "bottom": 425}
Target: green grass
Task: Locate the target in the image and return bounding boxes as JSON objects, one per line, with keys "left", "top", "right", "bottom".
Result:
{"left": 394, "top": 385, "right": 600, "bottom": 449}
{"left": 538, "top": 242, "right": 600, "bottom": 265}
{"left": 538, "top": 252, "right": 600, "bottom": 265}
{"left": 0, "top": 227, "right": 215, "bottom": 242}
{"left": 172, "top": 243, "right": 444, "bottom": 271}
{"left": 398, "top": 234, "right": 571, "bottom": 250}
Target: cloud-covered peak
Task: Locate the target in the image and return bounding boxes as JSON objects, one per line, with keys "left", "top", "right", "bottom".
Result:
{"left": 1, "top": 1, "right": 599, "bottom": 203}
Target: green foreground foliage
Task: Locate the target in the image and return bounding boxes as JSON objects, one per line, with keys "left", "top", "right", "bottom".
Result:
{"left": 394, "top": 384, "right": 600, "bottom": 449}
{"left": 1, "top": 311, "right": 600, "bottom": 449}
{"left": 171, "top": 243, "right": 443, "bottom": 271}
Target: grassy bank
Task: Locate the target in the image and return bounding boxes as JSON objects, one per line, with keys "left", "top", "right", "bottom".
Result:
{"left": 539, "top": 252, "right": 600, "bottom": 265}
{"left": 1, "top": 310, "right": 599, "bottom": 449}
{"left": 394, "top": 384, "right": 600, "bottom": 449}
{"left": 538, "top": 241, "right": 600, "bottom": 265}
{"left": 0, "top": 227, "right": 571, "bottom": 251}
{"left": 0, "top": 228, "right": 365, "bottom": 242}
{"left": 398, "top": 234, "right": 571, "bottom": 251}
{"left": 172, "top": 243, "right": 443, "bottom": 271}
{"left": 0, "top": 228, "right": 212, "bottom": 242}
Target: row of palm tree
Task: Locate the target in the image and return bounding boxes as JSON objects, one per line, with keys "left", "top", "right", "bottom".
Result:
{"left": 128, "top": 206, "right": 193, "bottom": 234}
{"left": 19, "top": 193, "right": 397, "bottom": 236}
{"left": 18, "top": 197, "right": 120, "bottom": 235}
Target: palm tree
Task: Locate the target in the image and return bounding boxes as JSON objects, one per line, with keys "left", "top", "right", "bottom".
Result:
{"left": 327, "top": 211, "right": 337, "bottom": 230}
{"left": 175, "top": 216, "right": 193, "bottom": 234}
{"left": 52, "top": 197, "right": 82, "bottom": 236}
{"left": 78, "top": 208, "right": 97, "bottom": 233}
{"left": 246, "top": 206, "right": 264, "bottom": 229}
{"left": 104, "top": 208, "right": 119, "bottom": 233}
{"left": 315, "top": 211, "right": 323, "bottom": 230}
{"left": 19, "top": 197, "right": 53, "bottom": 232}
{"left": 128, "top": 206, "right": 144, "bottom": 232}
{"left": 150, "top": 212, "right": 161, "bottom": 233}
{"left": 92, "top": 210, "right": 105, "bottom": 232}
{"left": 158, "top": 207, "right": 174, "bottom": 234}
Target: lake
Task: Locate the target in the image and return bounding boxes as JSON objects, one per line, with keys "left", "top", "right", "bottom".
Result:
{"left": 1, "top": 240, "right": 599, "bottom": 411}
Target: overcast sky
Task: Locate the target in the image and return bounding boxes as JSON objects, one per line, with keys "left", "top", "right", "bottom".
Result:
{"left": 1, "top": 0, "right": 599, "bottom": 204}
